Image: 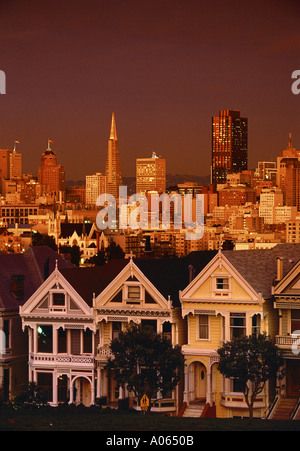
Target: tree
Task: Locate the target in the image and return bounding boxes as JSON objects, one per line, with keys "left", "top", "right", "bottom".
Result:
{"left": 217, "top": 333, "right": 283, "bottom": 418}
{"left": 13, "top": 382, "right": 48, "bottom": 408}
{"left": 106, "top": 323, "right": 184, "bottom": 412}
{"left": 32, "top": 232, "right": 57, "bottom": 251}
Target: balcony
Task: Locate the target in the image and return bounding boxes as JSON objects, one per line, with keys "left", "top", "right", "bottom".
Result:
{"left": 30, "top": 352, "right": 95, "bottom": 367}
{"left": 97, "top": 346, "right": 112, "bottom": 360}
{"left": 220, "top": 391, "right": 267, "bottom": 409}
{"left": 276, "top": 335, "right": 300, "bottom": 358}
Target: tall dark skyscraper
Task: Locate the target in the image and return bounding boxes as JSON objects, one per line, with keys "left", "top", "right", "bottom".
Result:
{"left": 211, "top": 109, "right": 248, "bottom": 187}
{"left": 105, "top": 112, "right": 122, "bottom": 198}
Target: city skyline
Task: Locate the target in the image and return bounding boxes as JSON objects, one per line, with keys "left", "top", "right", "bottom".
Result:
{"left": 0, "top": 0, "right": 299, "bottom": 179}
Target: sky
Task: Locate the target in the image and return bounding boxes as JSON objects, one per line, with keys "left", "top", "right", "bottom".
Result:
{"left": 0, "top": 0, "right": 299, "bottom": 180}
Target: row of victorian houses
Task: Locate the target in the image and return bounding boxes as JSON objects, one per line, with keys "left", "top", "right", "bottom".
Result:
{"left": 1, "top": 244, "right": 300, "bottom": 419}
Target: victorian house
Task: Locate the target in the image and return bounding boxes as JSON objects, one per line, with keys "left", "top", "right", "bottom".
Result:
{"left": 19, "top": 260, "right": 125, "bottom": 406}
{"left": 180, "top": 244, "right": 300, "bottom": 418}
{"left": 0, "top": 246, "right": 73, "bottom": 401}
{"left": 270, "top": 256, "right": 300, "bottom": 419}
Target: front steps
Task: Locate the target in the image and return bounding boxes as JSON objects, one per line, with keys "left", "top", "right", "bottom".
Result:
{"left": 270, "top": 397, "right": 297, "bottom": 420}
{"left": 182, "top": 403, "right": 205, "bottom": 418}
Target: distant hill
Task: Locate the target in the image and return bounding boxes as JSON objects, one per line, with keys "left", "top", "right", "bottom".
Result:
{"left": 166, "top": 174, "right": 210, "bottom": 186}
{"left": 66, "top": 174, "right": 211, "bottom": 192}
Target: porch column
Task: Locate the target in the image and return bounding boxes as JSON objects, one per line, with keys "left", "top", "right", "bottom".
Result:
{"left": 69, "top": 384, "right": 74, "bottom": 404}
{"left": 97, "top": 367, "right": 101, "bottom": 398}
{"left": 206, "top": 368, "right": 211, "bottom": 405}
{"left": 53, "top": 373, "right": 58, "bottom": 406}
{"left": 183, "top": 365, "right": 189, "bottom": 403}
{"left": 91, "top": 377, "right": 95, "bottom": 405}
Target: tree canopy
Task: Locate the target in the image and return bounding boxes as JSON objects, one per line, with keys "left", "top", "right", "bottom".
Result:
{"left": 217, "top": 333, "right": 283, "bottom": 417}
{"left": 106, "top": 323, "right": 184, "bottom": 411}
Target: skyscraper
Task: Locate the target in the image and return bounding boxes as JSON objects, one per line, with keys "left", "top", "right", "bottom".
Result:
{"left": 212, "top": 109, "right": 248, "bottom": 187}
{"left": 10, "top": 142, "right": 22, "bottom": 180}
{"left": 136, "top": 152, "right": 166, "bottom": 194}
{"left": 38, "top": 140, "right": 65, "bottom": 197}
{"left": 85, "top": 172, "right": 107, "bottom": 205}
{"left": 105, "top": 112, "right": 122, "bottom": 199}
{"left": 276, "top": 134, "right": 300, "bottom": 210}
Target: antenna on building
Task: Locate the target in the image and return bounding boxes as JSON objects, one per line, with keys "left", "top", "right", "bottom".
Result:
{"left": 48, "top": 139, "right": 53, "bottom": 150}
{"left": 13, "top": 140, "right": 20, "bottom": 152}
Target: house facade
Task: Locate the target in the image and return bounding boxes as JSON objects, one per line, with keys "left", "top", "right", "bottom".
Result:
{"left": 180, "top": 245, "right": 300, "bottom": 418}
{"left": 0, "top": 246, "right": 73, "bottom": 401}
{"left": 19, "top": 263, "right": 97, "bottom": 406}
{"left": 94, "top": 257, "right": 184, "bottom": 414}
{"left": 273, "top": 259, "right": 300, "bottom": 399}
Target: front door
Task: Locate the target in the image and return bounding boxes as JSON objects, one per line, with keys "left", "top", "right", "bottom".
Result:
{"left": 287, "top": 360, "right": 300, "bottom": 397}
{"left": 194, "top": 362, "right": 206, "bottom": 401}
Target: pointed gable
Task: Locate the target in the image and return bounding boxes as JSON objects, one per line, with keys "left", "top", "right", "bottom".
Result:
{"left": 94, "top": 258, "right": 170, "bottom": 311}
{"left": 20, "top": 265, "right": 93, "bottom": 320}
{"left": 274, "top": 259, "right": 300, "bottom": 298}
{"left": 181, "top": 250, "right": 259, "bottom": 307}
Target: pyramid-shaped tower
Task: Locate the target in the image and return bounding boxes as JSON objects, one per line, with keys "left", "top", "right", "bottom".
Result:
{"left": 105, "top": 112, "right": 122, "bottom": 199}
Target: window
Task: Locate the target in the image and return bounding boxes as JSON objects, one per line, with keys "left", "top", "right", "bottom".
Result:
{"left": 216, "top": 277, "right": 230, "bottom": 290}
{"left": 230, "top": 313, "right": 246, "bottom": 339}
{"left": 11, "top": 275, "right": 25, "bottom": 300}
{"left": 252, "top": 315, "right": 261, "bottom": 337}
{"left": 70, "top": 329, "right": 81, "bottom": 355}
{"left": 127, "top": 285, "right": 141, "bottom": 299}
{"left": 37, "top": 325, "right": 53, "bottom": 353}
{"left": 112, "top": 322, "right": 122, "bottom": 341}
{"left": 57, "top": 328, "right": 67, "bottom": 354}
{"left": 52, "top": 292, "right": 65, "bottom": 306}
{"left": 291, "top": 310, "right": 300, "bottom": 334}
{"left": 162, "top": 322, "right": 172, "bottom": 341}
{"left": 141, "top": 320, "right": 157, "bottom": 333}
{"left": 83, "top": 329, "right": 93, "bottom": 353}
{"left": 198, "top": 315, "right": 209, "bottom": 340}
{"left": 58, "top": 375, "right": 68, "bottom": 403}
{"left": 3, "top": 319, "right": 10, "bottom": 350}
{"left": 232, "top": 377, "right": 244, "bottom": 393}
{"left": 37, "top": 372, "right": 53, "bottom": 403}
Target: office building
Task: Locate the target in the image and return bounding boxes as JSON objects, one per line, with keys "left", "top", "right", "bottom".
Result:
{"left": 212, "top": 109, "right": 248, "bottom": 187}
{"left": 136, "top": 152, "right": 166, "bottom": 194}
{"left": 276, "top": 135, "right": 300, "bottom": 210}
{"left": 86, "top": 173, "right": 107, "bottom": 205}
{"left": 38, "top": 140, "right": 65, "bottom": 197}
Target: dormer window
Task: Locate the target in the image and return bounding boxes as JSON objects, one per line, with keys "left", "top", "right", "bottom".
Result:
{"left": 52, "top": 292, "right": 65, "bottom": 306}
{"left": 124, "top": 283, "right": 142, "bottom": 304}
{"left": 216, "top": 277, "right": 230, "bottom": 290}
{"left": 212, "top": 275, "right": 231, "bottom": 297}
{"left": 50, "top": 290, "right": 66, "bottom": 312}
{"left": 127, "top": 285, "right": 141, "bottom": 299}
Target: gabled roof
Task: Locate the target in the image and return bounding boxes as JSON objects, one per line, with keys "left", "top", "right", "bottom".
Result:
{"left": 135, "top": 251, "right": 218, "bottom": 307}
{"left": 222, "top": 244, "right": 300, "bottom": 299}
{"left": 0, "top": 246, "right": 74, "bottom": 310}
{"left": 60, "top": 252, "right": 217, "bottom": 308}
{"left": 60, "top": 259, "right": 128, "bottom": 307}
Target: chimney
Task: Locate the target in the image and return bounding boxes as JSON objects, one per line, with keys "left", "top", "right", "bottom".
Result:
{"left": 277, "top": 257, "right": 283, "bottom": 281}
{"left": 188, "top": 265, "right": 196, "bottom": 283}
